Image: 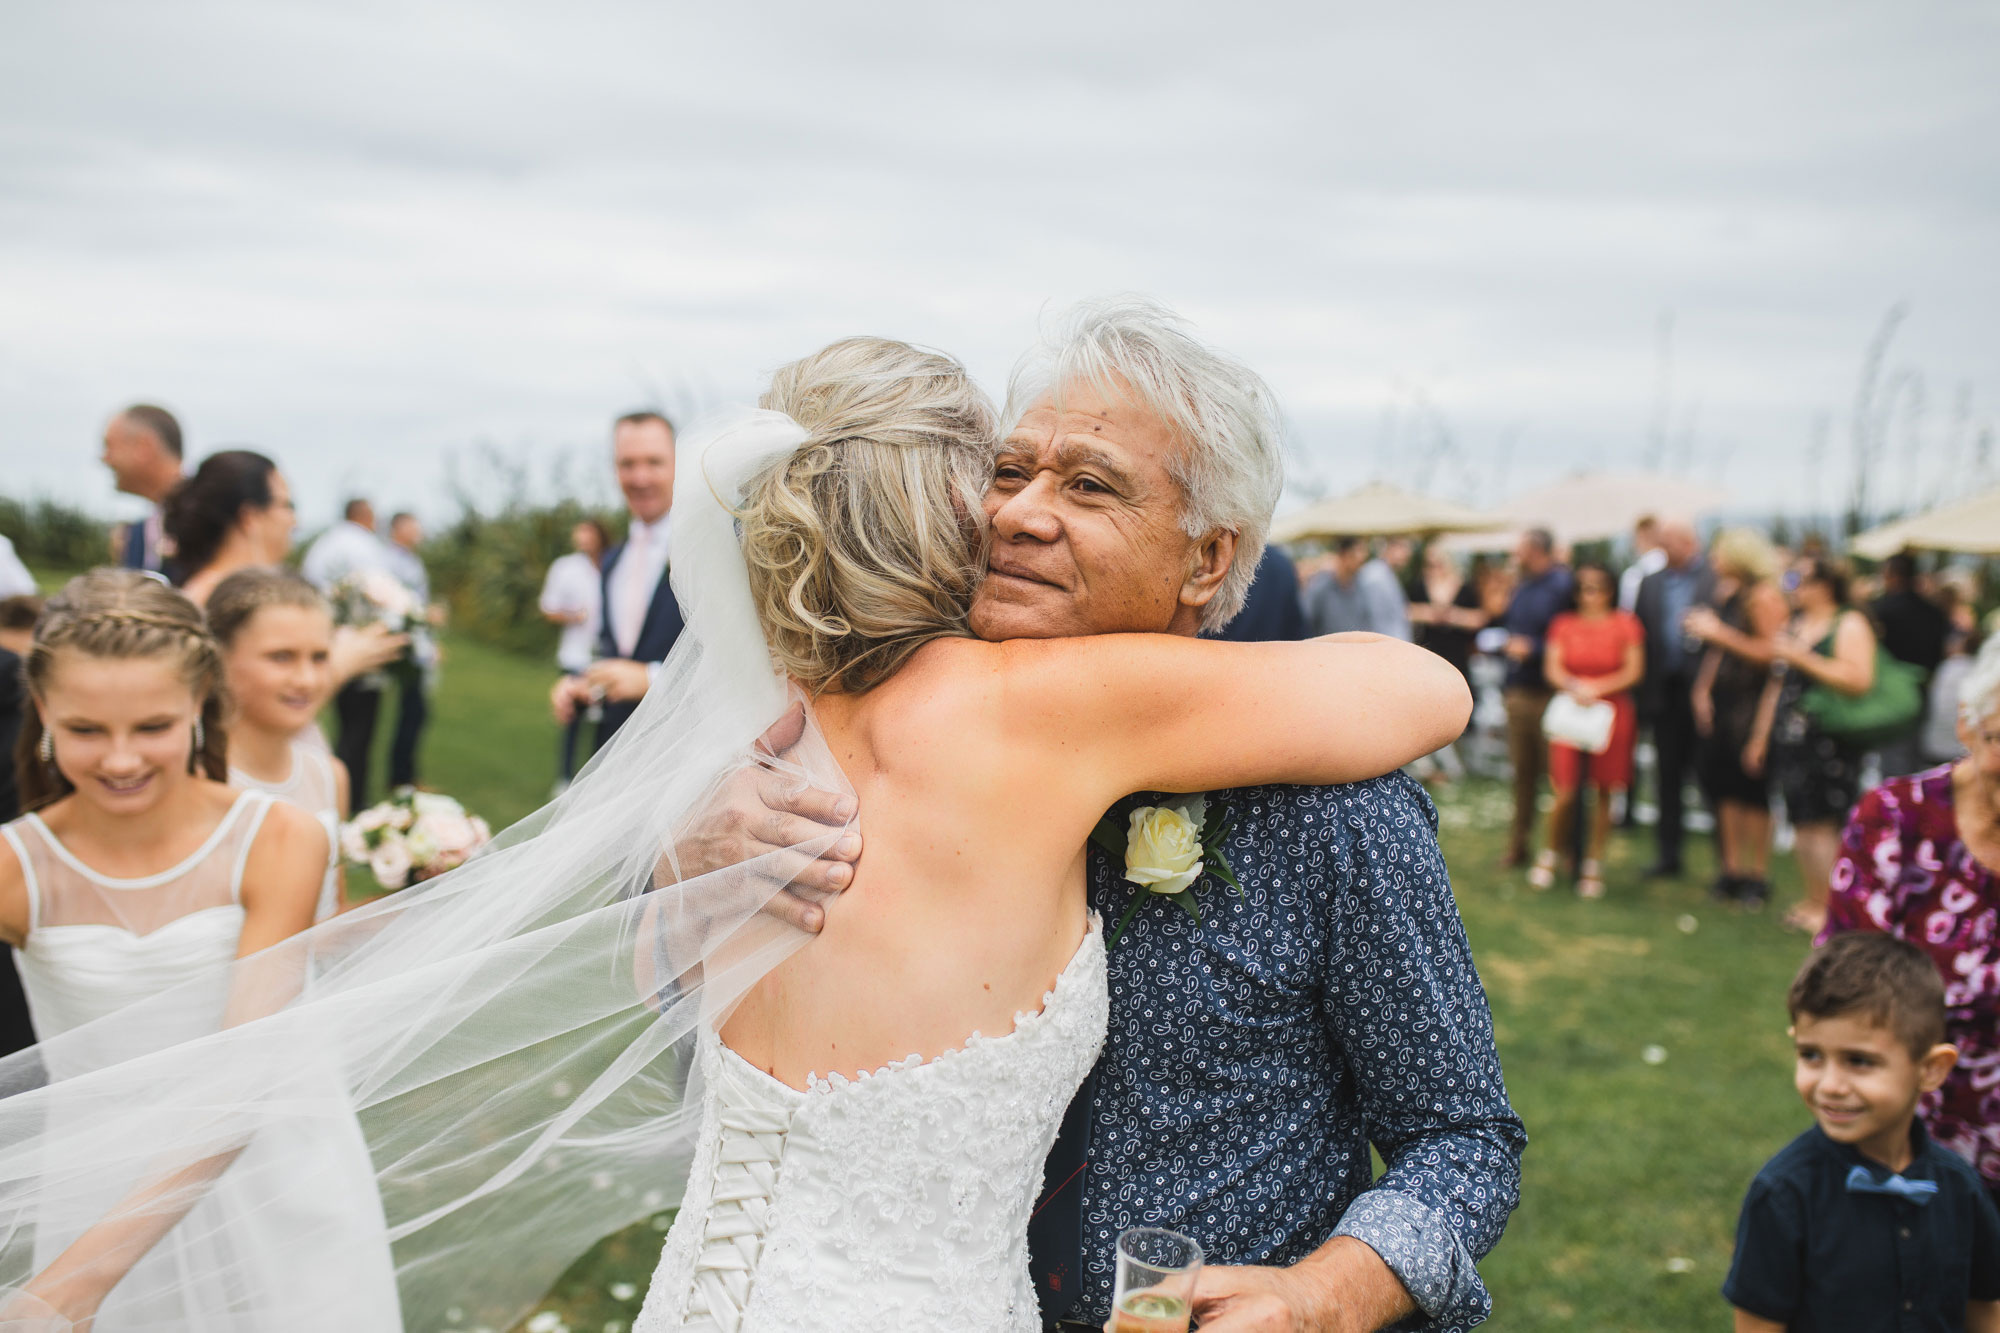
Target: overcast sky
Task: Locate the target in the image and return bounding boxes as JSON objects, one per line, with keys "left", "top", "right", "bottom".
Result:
{"left": 3, "top": 0, "right": 1996, "bottom": 530}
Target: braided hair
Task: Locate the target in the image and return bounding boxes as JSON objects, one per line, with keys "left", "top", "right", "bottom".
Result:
{"left": 15, "top": 569, "right": 230, "bottom": 812}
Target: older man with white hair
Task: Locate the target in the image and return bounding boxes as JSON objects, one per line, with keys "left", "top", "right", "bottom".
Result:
{"left": 697, "top": 298, "right": 1523, "bottom": 1333}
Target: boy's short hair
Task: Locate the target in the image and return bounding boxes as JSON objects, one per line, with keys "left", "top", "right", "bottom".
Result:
{"left": 1788, "top": 932, "right": 1947, "bottom": 1057}
{"left": 0, "top": 595, "right": 45, "bottom": 633}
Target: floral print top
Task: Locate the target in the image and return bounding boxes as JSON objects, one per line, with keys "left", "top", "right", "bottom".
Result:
{"left": 1823, "top": 764, "right": 2000, "bottom": 1187}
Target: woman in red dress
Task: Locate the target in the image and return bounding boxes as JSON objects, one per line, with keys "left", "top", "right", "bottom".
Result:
{"left": 1530, "top": 562, "right": 1644, "bottom": 898}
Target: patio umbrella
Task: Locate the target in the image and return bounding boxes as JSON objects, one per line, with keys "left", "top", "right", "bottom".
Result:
{"left": 1475, "top": 471, "right": 1731, "bottom": 548}
{"left": 1268, "top": 482, "right": 1508, "bottom": 543}
{"left": 1851, "top": 486, "right": 2000, "bottom": 558}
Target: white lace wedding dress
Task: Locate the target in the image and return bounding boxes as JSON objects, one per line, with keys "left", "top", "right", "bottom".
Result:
{"left": 634, "top": 919, "right": 1107, "bottom": 1332}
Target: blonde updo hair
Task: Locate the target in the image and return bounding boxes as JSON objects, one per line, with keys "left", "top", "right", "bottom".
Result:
{"left": 16, "top": 569, "right": 230, "bottom": 811}
{"left": 1711, "top": 527, "right": 1781, "bottom": 583}
{"left": 739, "top": 337, "right": 998, "bottom": 694}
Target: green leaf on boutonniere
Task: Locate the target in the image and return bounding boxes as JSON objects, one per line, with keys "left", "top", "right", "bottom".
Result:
{"left": 1168, "top": 889, "right": 1202, "bottom": 923}
{"left": 1088, "top": 817, "right": 1127, "bottom": 858}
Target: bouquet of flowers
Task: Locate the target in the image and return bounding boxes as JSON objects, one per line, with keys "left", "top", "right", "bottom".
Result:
{"left": 329, "top": 570, "right": 421, "bottom": 634}
{"left": 329, "top": 570, "right": 437, "bottom": 684}
{"left": 339, "top": 787, "right": 493, "bottom": 891}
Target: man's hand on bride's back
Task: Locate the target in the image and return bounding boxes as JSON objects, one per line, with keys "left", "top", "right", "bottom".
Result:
{"left": 667, "top": 703, "right": 860, "bottom": 933}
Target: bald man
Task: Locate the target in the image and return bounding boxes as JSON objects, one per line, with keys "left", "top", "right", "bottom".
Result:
{"left": 100, "top": 404, "right": 187, "bottom": 575}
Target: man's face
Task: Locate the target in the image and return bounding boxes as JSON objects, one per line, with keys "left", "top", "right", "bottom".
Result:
{"left": 1332, "top": 545, "right": 1367, "bottom": 581}
{"left": 1514, "top": 536, "right": 1548, "bottom": 575}
{"left": 1661, "top": 524, "right": 1699, "bottom": 567}
{"left": 100, "top": 416, "right": 165, "bottom": 498}
{"left": 615, "top": 420, "right": 675, "bottom": 524}
{"left": 970, "top": 380, "right": 1226, "bottom": 641}
{"left": 391, "top": 516, "right": 423, "bottom": 550}
{"left": 350, "top": 502, "right": 376, "bottom": 533}
{"left": 1792, "top": 1011, "right": 1950, "bottom": 1166}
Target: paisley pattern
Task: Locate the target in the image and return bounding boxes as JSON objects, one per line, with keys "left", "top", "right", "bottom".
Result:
{"left": 1823, "top": 764, "right": 2000, "bottom": 1188}
{"left": 1073, "top": 773, "right": 1525, "bottom": 1330}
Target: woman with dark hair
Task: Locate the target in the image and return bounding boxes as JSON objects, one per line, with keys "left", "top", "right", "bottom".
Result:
{"left": 161, "top": 450, "right": 295, "bottom": 607}
{"left": 1747, "top": 559, "right": 1879, "bottom": 933}
{"left": 1530, "top": 561, "right": 1643, "bottom": 898}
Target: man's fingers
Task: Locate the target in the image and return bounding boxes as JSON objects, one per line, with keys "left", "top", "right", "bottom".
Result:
{"left": 758, "top": 887, "right": 826, "bottom": 934}
{"left": 753, "top": 703, "right": 808, "bottom": 758}
{"left": 751, "top": 807, "right": 861, "bottom": 859}
{"left": 764, "top": 779, "right": 858, "bottom": 831}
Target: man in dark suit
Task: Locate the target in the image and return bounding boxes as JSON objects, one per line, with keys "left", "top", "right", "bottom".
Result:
{"left": 551, "top": 412, "right": 684, "bottom": 751}
{"left": 1632, "top": 518, "right": 1715, "bottom": 877}
{"left": 1209, "top": 543, "right": 1307, "bottom": 642}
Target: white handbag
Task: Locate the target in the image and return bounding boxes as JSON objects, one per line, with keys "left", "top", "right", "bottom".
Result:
{"left": 1542, "top": 692, "right": 1616, "bottom": 754}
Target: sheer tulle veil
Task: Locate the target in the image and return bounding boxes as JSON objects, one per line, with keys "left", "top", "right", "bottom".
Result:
{"left": 0, "top": 409, "right": 847, "bottom": 1330}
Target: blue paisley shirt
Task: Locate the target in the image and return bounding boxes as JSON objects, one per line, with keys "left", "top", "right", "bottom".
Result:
{"left": 1072, "top": 773, "right": 1524, "bottom": 1328}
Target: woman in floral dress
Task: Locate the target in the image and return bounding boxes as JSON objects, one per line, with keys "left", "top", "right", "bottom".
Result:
{"left": 1822, "top": 637, "right": 2000, "bottom": 1197}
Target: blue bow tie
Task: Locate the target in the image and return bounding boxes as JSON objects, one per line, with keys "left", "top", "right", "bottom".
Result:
{"left": 1846, "top": 1164, "right": 1939, "bottom": 1205}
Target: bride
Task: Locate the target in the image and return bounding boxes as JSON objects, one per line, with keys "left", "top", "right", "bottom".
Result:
{"left": 0, "top": 331, "right": 1464, "bottom": 1332}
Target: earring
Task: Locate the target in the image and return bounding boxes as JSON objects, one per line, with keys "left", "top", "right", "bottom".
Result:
{"left": 190, "top": 717, "right": 206, "bottom": 773}
{"left": 38, "top": 731, "right": 53, "bottom": 766}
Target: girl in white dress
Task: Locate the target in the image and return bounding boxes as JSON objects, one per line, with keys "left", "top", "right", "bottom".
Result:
{"left": 208, "top": 568, "right": 351, "bottom": 921}
{"left": 0, "top": 570, "right": 390, "bottom": 1329}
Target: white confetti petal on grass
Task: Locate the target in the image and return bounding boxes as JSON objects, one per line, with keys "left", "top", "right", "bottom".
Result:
{"left": 609, "top": 1283, "right": 637, "bottom": 1301}
{"left": 590, "top": 1171, "right": 614, "bottom": 1190}
{"left": 526, "top": 1316, "right": 567, "bottom": 1333}
{"left": 445, "top": 1309, "right": 463, "bottom": 1323}
{"left": 1677, "top": 914, "right": 1699, "bottom": 934}
{"left": 552, "top": 1080, "right": 573, "bottom": 1098}
{"left": 1666, "top": 1256, "right": 1695, "bottom": 1273}
{"left": 641, "top": 1189, "right": 665, "bottom": 1209}
{"left": 604, "top": 1324, "right": 626, "bottom": 1333}
{"left": 651, "top": 1213, "right": 673, "bottom": 1230}
{"left": 1641, "top": 1044, "right": 1668, "bottom": 1065}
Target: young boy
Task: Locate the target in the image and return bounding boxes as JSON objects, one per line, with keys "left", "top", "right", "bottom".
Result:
{"left": 1726, "top": 932, "right": 2000, "bottom": 1331}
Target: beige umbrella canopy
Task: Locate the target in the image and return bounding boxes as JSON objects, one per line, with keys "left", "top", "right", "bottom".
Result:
{"left": 1442, "top": 471, "right": 1732, "bottom": 550}
{"left": 1269, "top": 482, "right": 1509, "bottom": 543}
{"left": 1851, "top": 486, "right": 2000, "bottom": 558}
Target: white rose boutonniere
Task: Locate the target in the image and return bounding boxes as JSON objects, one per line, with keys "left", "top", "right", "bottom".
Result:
{"left": 1093, "top": 794, "right": 1243, "bottom": 950}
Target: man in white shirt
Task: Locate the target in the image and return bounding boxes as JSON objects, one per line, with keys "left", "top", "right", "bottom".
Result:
{"left": 1618, "top": 514, "right": 1667, "bottom": 613}
{"left": 304, "top": 498, "right": 400, "bottom": 805}
{"left": 539, "top": 520, "right": 610, "bottom": 786}
{"left": 550, "top": 413, "right": 682, "bottom": 751}
{"left": 302, "top": 498, "right": 393, "bottom": 591}
{"left": 383, "top": 512, "right": 439, "bottom": 791}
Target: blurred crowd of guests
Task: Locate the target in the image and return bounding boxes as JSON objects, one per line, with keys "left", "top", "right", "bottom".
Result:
{"left": 2, "top": 404, "right": 439, "bottom": 811}
{"left": 1219, "top": 513, "right": 1988, "bottom": 928}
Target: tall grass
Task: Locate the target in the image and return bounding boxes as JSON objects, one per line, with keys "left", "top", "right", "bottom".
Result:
{"left": 0, "top": 497, "right": 112, "bottom": 571}
{"left": 424, "top": 448, "right": 624, "bottom": 659}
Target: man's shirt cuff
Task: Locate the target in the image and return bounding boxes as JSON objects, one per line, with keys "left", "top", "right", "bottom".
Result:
{"left": 1333, "top": 1189, "right": 1489, "bottom": 1328}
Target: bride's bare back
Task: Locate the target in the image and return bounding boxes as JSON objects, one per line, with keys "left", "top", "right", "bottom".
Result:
{"left": 719, "top": 639, "right": 1093, "bottom": 1086}
{"left": 719, "top": 630, "right": 1470, "bottom": 1087}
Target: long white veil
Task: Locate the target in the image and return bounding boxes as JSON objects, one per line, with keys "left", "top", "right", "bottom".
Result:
{"left": 0, "top": 409, "right": 840, "bottom": 1330}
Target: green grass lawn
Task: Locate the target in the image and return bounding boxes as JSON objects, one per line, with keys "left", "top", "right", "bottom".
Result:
{"left": 332, "top": 634, "right": 1818, "bottom": 1331}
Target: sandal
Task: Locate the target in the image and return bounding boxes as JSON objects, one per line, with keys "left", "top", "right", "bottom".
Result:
{"left": 1576, "top": 860, "right": 1605, "bottom": 900}
{"left": 1526, "top": 850, "right": 1558, "bottom": 891}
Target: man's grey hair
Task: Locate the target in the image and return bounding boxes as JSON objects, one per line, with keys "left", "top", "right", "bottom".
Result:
{"left": 1961, "top": 635, "right": 2000, "bottom": 729}
{"left": 1004, "top": 295, "right": 1285, "bottom": 632}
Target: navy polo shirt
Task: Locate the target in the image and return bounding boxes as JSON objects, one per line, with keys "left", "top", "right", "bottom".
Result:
{"left": 1725, "top": 1122, "right": 2000, "bottom": 1331}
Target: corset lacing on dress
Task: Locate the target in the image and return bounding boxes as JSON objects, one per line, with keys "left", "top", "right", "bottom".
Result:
{"left": 684, "top": 1089, "right": 794, "bottom": 1331}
